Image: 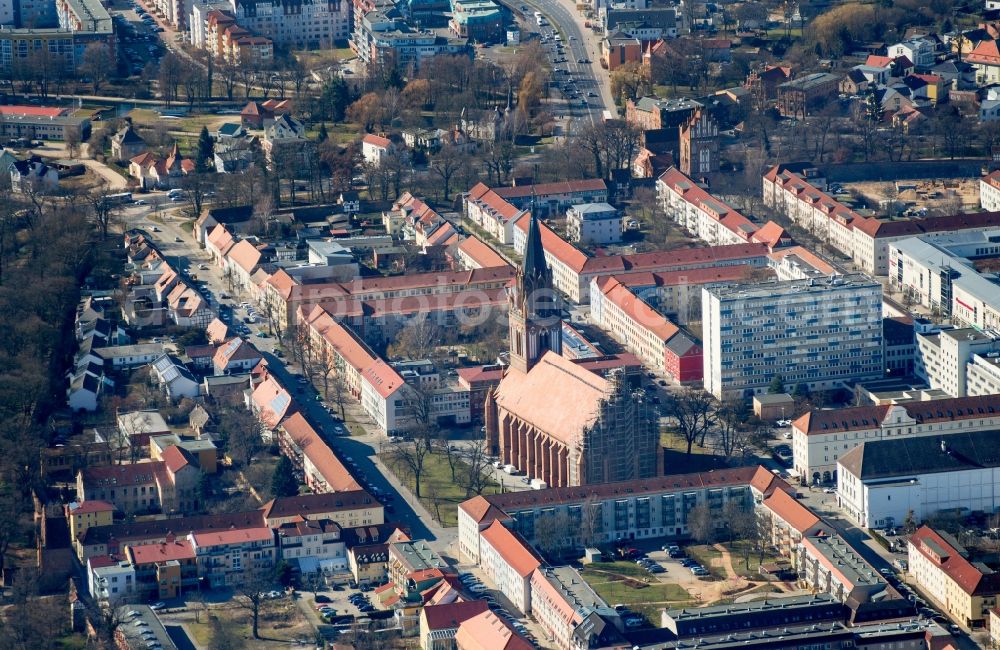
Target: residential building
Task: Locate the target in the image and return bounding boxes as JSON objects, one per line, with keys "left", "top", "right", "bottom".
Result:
{"left": 909, "top": 526, "right": 1000, "bottom": 628}
{"left": 76, "top": 453, "right": 201, "bottom": 515}
{"left": 792, "top": 395, "right": 1000, "bottom": 485}
{"left": 479, "top": 520, "right": 542, "bottom": 613}
{"left": 565, "top": 202, "right": 621, "bottom": 245}
{"left": 10, "top": 157, "right": 57, "bottom": 194}
{"left": 386, "top": 539, "right": 451, "bottom": 605}
{"left": 261, "top": 114, "right": 309, "bottom": 167}
{"left": 110, "top": 124, "right": 147, "bottom": 163}
{"left": 661, "top": 594, "right": 844, "bottom": 638}
{"left": 190, "top": 526, "right": 277, "bottom": 587}
{"left": 601, "top": 31, "right": 641, "bottom": 70}
{"left": 701, "top": 274, "right": 884, "bottom": 399}
{"left": 889, "top": 37, "right": 936, "bottom": 70}
{"left": 230, "top": 0, "right": 350, "bottom": 48}
{"left": 276, "top": 517, "right": 347, "bottom": 577}
{"left": 150, "top": 434, "right": 218, "bottom": 475}
{"left": 458, "top": 466, "right": 785, "bottom": 564}
{"left": 657, "top": 167, "right": 788, "bottom": 249}
{"left": 759, "top": 488, "right": 832, "bottom": 563}
{"left": 420, "top": 601, "right": 490, "bottom": 650}
{"left": 260, "top": 491, "right": 384, "bottom": 529}
{"left": 969, "top": 39, "right": 1000, "bottom": 85}
{"left": 129, "top": 144, "right": 194, "bottom": 190}
{"left": 765, "top": 165, "right": 1000, "bottom": 275}
{"left": 212, "top": 337, "right": 262, "bottom": 375}
{"left": 88, "top": 556, "right": 136, "bottom": 605}
{"left": 797, "top": 533, "right": 896, "bottom": 605}
{"left": 981, "top": 170, "right": 1000, "bottom": 212}
{"left": 589, "top": 274, "right": 704, "bottom": 383}
{"left": 838, "top": 429, "right": 1000, "bottom": 529}
{"left": 125, "top": 537, "right": 199, "bottom": 600}
{"left": 362, "top": 133, "right": 394, "bottom": 165}
{"left": 350, "top": 9, "right": 469, "bottom": 70}
{"left": 277, "top": 413, "right": 362, "bottom": 494}
{"left": 150, "top": 354, "right": 200, "bottom": 401}
{"left": 68, "top": 500, "right": 115, "bottom": 544}
{"left": 530, "top": 565, "right": 624, "bottom": 650}
{"left": 776, "top": 73, "right": 840, "bottom": 119}
{"left": 0, "top": 105, "right": 91, "bottom": 142}
{"left": 454, "top": 235, "right": 508, "bottom": 270}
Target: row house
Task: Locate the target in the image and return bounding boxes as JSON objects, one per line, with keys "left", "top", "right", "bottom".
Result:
{"left": 765, "top": 165, "right": 1000, "bottom": 275}
{"left": 909, "top": 526, "right": 1000, "bottom": 628}
{"left": 589, "top": 275, "right": 702, "bottom": 384}
{"left": 464, "top": 183, "right": 529, "bottom": 244}
{"left": 125, "top": 537, "right": 199, "bottom": 600}
{"left": 656, "top": 167, "right": 789, "bottom": 250}
{"left": 759, "top": 488, "right": 831, "bottom": 564}
{"left": 478, "top": 520, "right": 541, "bottom": 614}
{"left": 512, "top": 211, "right": 771, "bottom": 303}
{"left": 458, "top": 466, "right": 785, "bottom": 564}
{"left": 277, "top": 412, "right": 362, "bottom": 494}
{"left": 262, "top": 265, "right": 514, "bottom": 331}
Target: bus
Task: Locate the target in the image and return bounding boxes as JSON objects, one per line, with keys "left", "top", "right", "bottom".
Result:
{"left": 103, "top": 192, "right": 134, "bottom": 205}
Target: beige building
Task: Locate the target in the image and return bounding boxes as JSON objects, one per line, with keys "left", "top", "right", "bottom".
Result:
{"left": 791, "top": 394, "right": 1000, "bottom": 484}
{"left": 261, "top": 491, "right": 384, "bottom": 530}
{"left": 909, "top": 526, "right": 1000, "bottom": 628}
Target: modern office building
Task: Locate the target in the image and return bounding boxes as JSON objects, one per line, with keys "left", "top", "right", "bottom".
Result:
{"left": 914, "top": 326, "right": 1000, "bottom": 397}
{"left": 701, "top": 274, "right": 884, "bottom": 399}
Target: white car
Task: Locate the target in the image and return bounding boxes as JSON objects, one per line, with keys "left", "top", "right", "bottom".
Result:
{"left": 783, "top": 432, "right": 792, "bottom": 439}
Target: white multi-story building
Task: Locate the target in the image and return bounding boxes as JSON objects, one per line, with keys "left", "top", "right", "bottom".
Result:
{"left": 88, "top": 556, "right": 136, "bottom": 605}
{"left": 791, "top": 395, "right": 1000, "bottom": 484}
{"left": 231, "top": 0, "right": 350, "bottom": 48}
{"left": 478, "top": 520, "right": 541, "bottom": 614}
{"left": 565, "top": 202, "right": 621, "bottom": 245}
{"left": 889, "top": 232, "right": 1000, "bottom": 331}
{"left": 838, "top": 429, "right": 1000, "bottom": 529}
{"left": 888, "top": 37, "right": 936, "bottom": 69}
{"left": 915, "top": 327, "right": 1000, "bottom": 397}
{"left": 701, "top": 274, "right": 884, "bottom": 400}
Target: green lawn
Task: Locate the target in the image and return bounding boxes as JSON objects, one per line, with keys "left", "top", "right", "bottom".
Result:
{"left": 580, "top": 564, "right": 692, "bottom": 608}
{"left": 382, "top": 449, "right": 498, "bottom": 527}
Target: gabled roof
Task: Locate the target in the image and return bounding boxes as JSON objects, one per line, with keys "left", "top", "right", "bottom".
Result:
{"left": 191, "top": 526, "right": 274, "bottom": 547}
{"left": 261, "top": 490, "right": 378, "bottom": 521}
{"left": 213, "top": 337, "right": 262, "bottom": 369}
{"left": 127, "top": 539, "right": 196, "bottom": 565}
{"left": 227, "top": 239, "right": 262, "bottom": 274}
{"left": 362, "top": 358, "right": 407, "bottom": 399}
{"left": 457, "top": 495, "right": 511, "bottom": 525}
{"left": 762, "top": 488, "right": 823, "bottom": 534}
{"left": 480, "top": 520, "right": 542, "bottom": 577}
{"left": 494, "top": 351, "right": 609, "bottom": 446}
{"left": 968, "top": 39, "right": 1000, "bottom": 66}
{"left": 455, "top": 610, "right": 534, "bottom": 650}
{"left": 909, "top": 526, "right": 1000, "bottom": 596}
{"left": 280, "top": 412, "right": 362, "bottom": 492}
{"left": 160, "top": 445, "right": 192, "bottom": 474}
{"left": 206, "top": 318, "right": 229, "bottom": 344}
{"left": 362, "top": 133, "right": 392, "bottom": 148}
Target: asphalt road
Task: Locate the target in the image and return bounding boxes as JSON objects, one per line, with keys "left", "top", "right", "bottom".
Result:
{"left": 518, "top": 0, "right": 614, "bottom": 129}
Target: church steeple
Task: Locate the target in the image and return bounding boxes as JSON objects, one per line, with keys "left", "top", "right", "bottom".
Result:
{"left": 508, "top": 213, "right": 561, "bottom": 374}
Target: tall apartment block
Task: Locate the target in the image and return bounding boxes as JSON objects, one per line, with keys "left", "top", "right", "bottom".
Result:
{"left": 701, "top": 274, "right": 884, "bottom": 399}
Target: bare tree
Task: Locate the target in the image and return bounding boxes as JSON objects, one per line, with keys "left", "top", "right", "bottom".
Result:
{"left": 234, "top": 565, "right": 272, "bottom": 640}
{"left": 687, "top": 503, "right": 717, "bottom": 544}
{"left": 384, "top": 421, "right": 434, "bottom": 498}
{"left": 428, "top": 144, "right": 465, "bottom": 203}
{"left": 456, "top": 439, "right": 493, "bottom": 497}
{"left": 663, "top": 388, "right": 716, "bottom": 455}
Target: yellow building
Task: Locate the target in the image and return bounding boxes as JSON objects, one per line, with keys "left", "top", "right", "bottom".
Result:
{"left": 908, "top": 526, "right": 1000, "bottom": 628}
{"left": 261, "top": 492, "right": 384, "bottom": 529}
{"left": 67, "top": 501, "right": 115, "bottom": 544}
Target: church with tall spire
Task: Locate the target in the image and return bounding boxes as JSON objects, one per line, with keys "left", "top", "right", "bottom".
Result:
{"left": 507, "top": 213, "right": 561, "bottom": 374}
{"left": 483, "top": 213, "right": 660, "bottom": 488}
